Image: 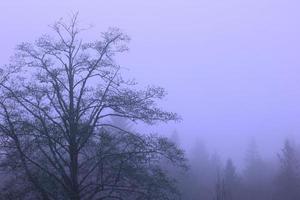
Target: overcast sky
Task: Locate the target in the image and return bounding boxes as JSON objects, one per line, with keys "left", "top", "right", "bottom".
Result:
{"left": 1, "top": 0, "right": 300, "bottom": 166}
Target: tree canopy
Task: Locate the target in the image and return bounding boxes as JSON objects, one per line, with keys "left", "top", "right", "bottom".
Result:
{"left": 0, "top": 14, "right": 186, "bottom": 200}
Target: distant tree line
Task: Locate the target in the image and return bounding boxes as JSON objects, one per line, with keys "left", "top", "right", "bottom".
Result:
{"left": 171, "top": 135, "right": 300, "bottom": 200}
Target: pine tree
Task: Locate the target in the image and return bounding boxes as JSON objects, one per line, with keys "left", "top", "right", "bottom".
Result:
{"left": 223, "top": 159, "right": 239, "bottom": 200}
{"left": 275, "top": 139, "right": 300, "bottom": 200}
{"left": 213, "top": 172, "right": 227, "bottom": 200}
{"left": 243, "top": 140, "right": 270, "bottom": 200}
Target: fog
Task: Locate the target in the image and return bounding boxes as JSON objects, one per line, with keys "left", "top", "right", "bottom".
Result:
{"left": 0, "top": 1, "right": 300, "bottom": 199}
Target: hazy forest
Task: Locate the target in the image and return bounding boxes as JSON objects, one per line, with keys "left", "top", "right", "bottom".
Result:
{"left": 1, "top": 3, "right": 300, "bottom": 200}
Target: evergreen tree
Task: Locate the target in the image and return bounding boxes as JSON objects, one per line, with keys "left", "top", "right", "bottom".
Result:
{"left": 274, "top": 139, "right": 300, "bottom": 200}
{"left": 243, "top": 140, "right": 270, "bottom": 200}
{"left": 213, "top": 172, "right": 227, "bottom": 200}
{"left": 223, "top": 159, "right": 239, "bottom": 200}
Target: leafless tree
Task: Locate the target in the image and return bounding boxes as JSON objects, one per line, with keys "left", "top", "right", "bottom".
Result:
{"left": 0, "top": 13, "right": 185, "bottom": 200}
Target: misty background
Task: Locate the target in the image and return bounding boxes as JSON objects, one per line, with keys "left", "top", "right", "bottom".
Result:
{"left": 1, "top": 0, "right": 300, "bottom": 168}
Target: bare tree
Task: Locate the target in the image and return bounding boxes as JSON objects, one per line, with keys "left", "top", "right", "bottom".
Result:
{"left": 0, "top": 14, "right": 185, "bottom": 200}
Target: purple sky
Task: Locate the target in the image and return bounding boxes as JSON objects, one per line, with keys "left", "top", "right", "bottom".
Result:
{"left": 1, "top": 0, "right": 300, "bottom": 166}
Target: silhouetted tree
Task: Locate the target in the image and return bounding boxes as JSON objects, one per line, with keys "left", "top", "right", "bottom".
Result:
{"left": 187, "top": 140, "right": 212, "bottom": 200}
{"left": 242, "top": 140, "right": 272, "bottom": 200}
{"left": 274, "top": 139, "right": 300, "bottom": 200}
{"left": 210, "top": 152, "right": 223, "bottom": 183}
{"left": 213, "top": 172, "right": 227, "bottom": 200}
{"left": 223, "top": 159, "right": 240, "bottom": 200}
{"left": 0, "top": 14, "right": 186, "bottom": 200}
{"left": 244, "top": 140, "right": 262, "bottom": 183}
